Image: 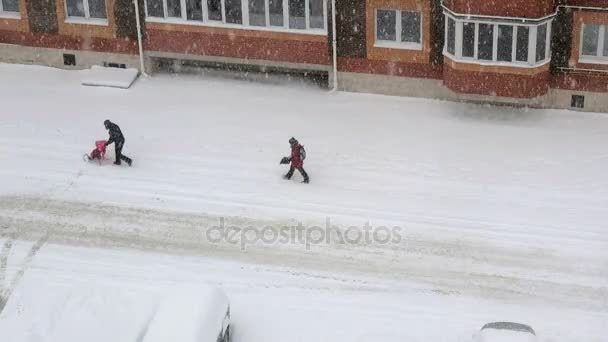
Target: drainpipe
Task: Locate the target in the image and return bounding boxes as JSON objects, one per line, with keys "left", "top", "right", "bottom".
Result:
{"left": 133, "top": 0, "right": 149, "bottom": 77}
{"left": 330, "top": 0, "right": 338, "bottom": 91}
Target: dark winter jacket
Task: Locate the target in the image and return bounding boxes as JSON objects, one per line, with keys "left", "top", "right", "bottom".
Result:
{"left": 106, "top": 122, "right": 124, "bottom": 145}
{"left": 290, "top": 144, "right": 306, "bottom": 168}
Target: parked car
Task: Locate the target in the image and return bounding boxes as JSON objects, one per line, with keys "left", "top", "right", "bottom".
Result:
{"left": 142, "top": 285, "right": 231, "bottom": 342}
{"left": 475, "top": 322, "right": 537, "bottom": 342}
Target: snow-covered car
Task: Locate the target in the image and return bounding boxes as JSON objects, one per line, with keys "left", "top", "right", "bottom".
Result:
{"left": 142, "top": 286, "right": 231, "bottom": 342}
{"left": 475, "top": 322, "right": 537, "bottom": 342}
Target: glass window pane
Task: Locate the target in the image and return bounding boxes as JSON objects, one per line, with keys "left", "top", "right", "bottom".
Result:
{"left": 225, "top": 0, "right": 242, "bottom": 24}
{"left": 249, "top": 0, "right": 265, "bottom": 26}
{"left": 536, "top": 23, "right": 547, "bottom": 62}
{"left": 376, "top": 10, "right": 396, "bottom": 41}
{"left": 582, "top": 24, "right": 599, "bottom": 56}
{"left": 309, "top": 0, "right": 323, "bottom": 29}
{"left": 88, "top": 0, "right": 107, "bottom": 18}
{"left": 497, "top": 25, "right": 513, "bottom": 62}
{"left": 207, "top": 0, "right": 222, "bottom": 20}
{"left": 167, "top": 0, "right": 181, "bottom": 17}
{"left": 401, "top": 11, "right": 420, "bottom": 43}
{"left": 289, "top": 0, "right": 305, "bottom": 29}
{"left": 269, "top": 0, "right": 283, "bottom": 26}
{"left": 447, "top": 17, "right": 455, "bottom": 55}
{"left": 186, "top": 0, "right": 202, "bottom": 20}
{"left": 66, "top": 0, "right": 85, "bottom": 17}
{"left": 604, "top": 28, "right": 608, "bottom": 57}
{"left": 2, "top": 0, "right": 19, "bottom": 12}
{"left": 478, "top": 23, "right": 493, "bottom": 60}
{"left": 146, "top": 0, "right": 164, "bottom": 17}
{"left": 516, "top": 26, "right": 529, "bottom": 62}
{"left": 462, "top": 22, "right": 475, "bottom": 58}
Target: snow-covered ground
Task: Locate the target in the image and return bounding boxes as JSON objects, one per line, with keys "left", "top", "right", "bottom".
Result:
{"left": 0, "top": 63, "right": 607, "bottom": 341}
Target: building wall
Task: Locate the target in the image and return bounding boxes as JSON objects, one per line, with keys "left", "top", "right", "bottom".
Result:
{"left": 54, "top": 0, "right": 116, "bottom": 38}
{"left": 443, "top": 59, "right": 551, "bottom": 98}
{"left": 569, "top": 9, "right": 608, "bottom": 71}
{"left": 145, "top": 24, "right": 330, "bottom": 66}
{"left": 338, "top": 0, "right": 439, "bottom": 78}
{"left": 444, "top": 0, "right": 555, "bottom": 18}
{"left": 0, "top": 0, "right": 29, "bottom": 32}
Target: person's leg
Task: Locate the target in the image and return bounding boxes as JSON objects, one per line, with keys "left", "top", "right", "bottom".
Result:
{"left": 118, "top": 139, "right": 132, "bottom": 166}
{"left": 114, "top": 140, "right": 123, "bottom": 165}
{"left": 298, "top": 167, "right": 309, "bottom": 183}
{"left": 284, "top": 165, "right": 295, "bottom": 179}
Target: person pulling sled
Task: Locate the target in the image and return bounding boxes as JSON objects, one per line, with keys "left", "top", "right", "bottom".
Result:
{"left": 280, "top": 137, "right": 309, "bottom": 183}
{"left": 104, "top": 120, "right": 133, "bottom": 166}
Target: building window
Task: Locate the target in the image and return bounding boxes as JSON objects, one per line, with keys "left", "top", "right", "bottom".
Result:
{"left": 497, "top": 25, "right": 513, "bottom": 62}
{"left": 375, "top": 9, "right": 422, "bottom": 50}
{"left": 478, "top": 23, "right": 493, "bottom": 60}
{"left": 536, "top": 23, "right": 547, "bottom": 62}
{"left": 66, "top": 0, "right": 107, "bottom": 19}
{"left": 444, "top": 13, "right": 552, "bottom": 67}
{"left": 571, "top": 95, "right": 585, "bottom": 109}
{"left": 515, "top": 26, "right": 529, "bottom": 62}
{"left": 145, "top": 0, "right": 326, "bottom": 32}
{"left": 0, "top": 0, "right": 19, "bottom": 14}
{"left": 446, "top": 17, "right": 456, "bottom": 55}
{"left": 581, "top": 24, "right": 608, "bottom": 62}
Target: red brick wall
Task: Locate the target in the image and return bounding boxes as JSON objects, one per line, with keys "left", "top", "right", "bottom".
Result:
{"left": 444, "top": 0, "right": 556, "bottom": 18}
{"left": 443, "top": 64, "right": 551, "bottom": 98}
{"left": 566, "top": 0, "right": 608, "bottom": 7}
{"left": 339, "top": 57, "right": 443, "bottom": 79}
{"left": 145, "top": 29, "right": 330, "bottom": 66}
{"left": 552, "top": 73, "right": 608, "bottom": 92}
{"left": 0, "top": 30, "right": 138, "bottom": 53}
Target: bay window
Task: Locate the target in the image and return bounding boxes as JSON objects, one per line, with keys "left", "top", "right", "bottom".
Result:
{"left": 145, "top": 0, "right": 326, "bottom": 32}
{"left": 66, "top": 0, "right": 107, "bottom": 20}
{"left": 497, "top": 25, "right": 513, "bottom": 62}
{"left": 444, "top": 12, "right": 552, "bottom": 67}
{"left": 446, "top": 17, "right": 456, "bottom": 55}
{"left": 375, "top": 9, "right": 422, "bottom": 50}
{"left": 581, "top": 24, "right": 608, "bottom": 63}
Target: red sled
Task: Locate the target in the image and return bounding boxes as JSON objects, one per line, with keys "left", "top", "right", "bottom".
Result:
{"left": 83, "top": 140, "right": 107, "bottom": 164}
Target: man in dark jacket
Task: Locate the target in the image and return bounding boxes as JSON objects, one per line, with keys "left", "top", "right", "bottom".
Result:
{"left": 282, "top": 137, "right": 309, "bottom": 183}
{"left": 104, "top": 120, "right": 133, "bottom": 166}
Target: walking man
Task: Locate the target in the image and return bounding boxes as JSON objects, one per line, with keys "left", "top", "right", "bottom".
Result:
{"left": 104, "top": 120, "right": 133, "bottom": 166}
{"left": 281, "top": 137, "right": 309, "bottom": 183}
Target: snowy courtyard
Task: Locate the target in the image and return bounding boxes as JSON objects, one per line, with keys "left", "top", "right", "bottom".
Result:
{"left": 0, "top": 63, "right": 607, "bottom": 341}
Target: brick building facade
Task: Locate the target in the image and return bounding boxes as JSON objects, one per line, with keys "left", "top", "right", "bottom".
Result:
{"left": 1, "top": 0, "right": 607, "bottom": 112}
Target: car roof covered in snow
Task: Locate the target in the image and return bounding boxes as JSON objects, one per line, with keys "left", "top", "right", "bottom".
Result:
{"left": 142, "top": 285, "right": 229, "bottom": 342}
{"left": 0, "top": 282, "right": 229, "bottom": 342}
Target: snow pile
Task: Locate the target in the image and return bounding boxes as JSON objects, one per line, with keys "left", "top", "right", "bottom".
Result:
{"left": 81, "top": 66, "right": 139, "bottom": 89}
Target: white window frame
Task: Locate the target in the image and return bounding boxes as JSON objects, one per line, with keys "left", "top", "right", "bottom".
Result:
{"left": 64, "top": 0, "right": 109, "bottom": 25}
{"left": 0, "top": 0, "right": 21, "bottom": 18}
{"left": 374, "top": 8, "right": 423, "bottom": 51}
{"left": 144, "top": 0, "right": 327, "bottom": 35}
{"left": 580, "top": 24, "right": 608, "bottom": 65}
{"left": 443, "top": 12, "right": 552, "bottom": 68}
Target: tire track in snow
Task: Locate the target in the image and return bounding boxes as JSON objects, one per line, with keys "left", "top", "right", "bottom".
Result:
{"left": 0, "top": 234, "right": 48, "bottom": 314}
{"left": 0, "top": 195, "right": 606, "bottom": 312}
{"left": 0, "top": 238, "right": 13, "bottom": 312}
